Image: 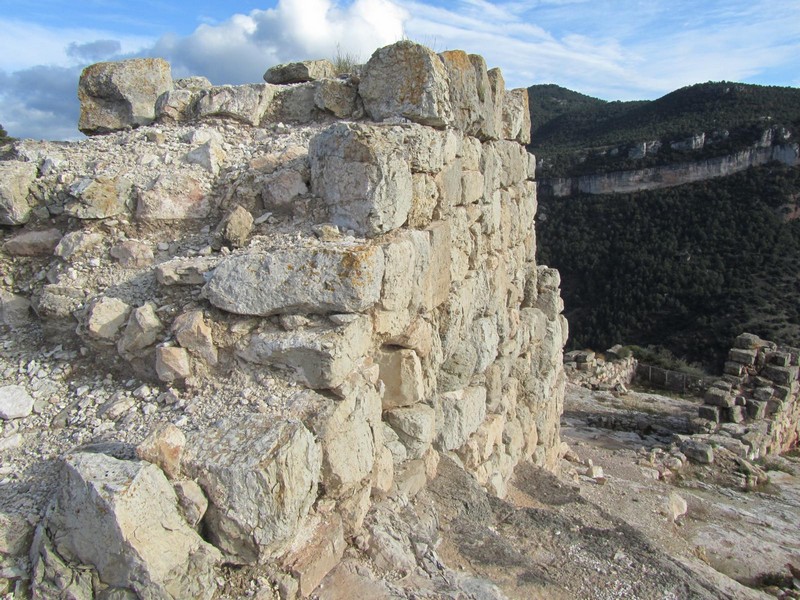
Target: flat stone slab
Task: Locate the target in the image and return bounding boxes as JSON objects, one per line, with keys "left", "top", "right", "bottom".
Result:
{"left": 204, "top": 245, "right": 384, "bottom": 316}
{"left": 0, "top": 385, "right": 34, "bottom": 420}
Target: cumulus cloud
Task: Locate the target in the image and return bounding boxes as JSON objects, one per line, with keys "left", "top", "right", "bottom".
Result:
{"left": 154, "top": 0, "right": 408, "bottom": 83}
{"left": 66, "top": 40, "right": 122, "bottom": 62}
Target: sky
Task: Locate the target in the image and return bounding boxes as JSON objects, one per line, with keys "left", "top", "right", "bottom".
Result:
{"left": 1, "top": 0, "right": 799, "bottom": 140}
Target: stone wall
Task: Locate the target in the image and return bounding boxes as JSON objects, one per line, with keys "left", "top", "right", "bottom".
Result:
{"left": 0, "top": 43, "right": 566, "bottom": 598}
{"left": 564, "top": 347, "right": 637, "bottom": 391}
{"left": 698, "top": 333, "right": 800, "bottom": 458}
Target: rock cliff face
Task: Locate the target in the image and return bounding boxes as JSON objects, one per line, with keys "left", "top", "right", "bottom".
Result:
{"left": 541, "top": 142, "right": 800, "bottom": 197}
{"left": 0, "top": 44, "right": 566, "bottom": 598}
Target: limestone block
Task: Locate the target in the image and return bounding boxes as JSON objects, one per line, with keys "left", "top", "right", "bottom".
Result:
{"left": 270, "top": 83, "right": 320, "bottom": 123}
{"left": 78, "top": 58, "right": 173, "bottom": 134}
{"left": 704, "top": 387, "right": 735, "bottom": 408}
{"left": 502, "top": 88, "right": 531, "bottom": 144}
{"left": 372, "top": 446, "right": 394, "bottom": 496}
{"left": 155, "top": 346, "right": 191, "bottom": 383}
{"left": 359, "top": 41, "right": 452, "bottom": 127}
{"left": 729, "top": 347, "right": 758, "bottom": 365}
{"left": 378, "top": 348, "right": 425, "bottom": 409}
{"left": 527, "top": 152, "right": 537, "bottom": 180}
{"left": 262, "top": 168, "right": 308, "bottom": 213}
{"left": 472, "top": 316, "right": 500, "bottom": 373}
{"left": 155, "top": 257, "right": 217, "bottom": 286}
{"left": 438, "top": 340, "right": 478, "bottom": 392}
{"left": 264, "top": 59, "right": 336, "bottom": 84}
{"left": 220, "top": 204, "right": 253, "bottom": 248}
{"left": 238, "top": 316, "right": 372, "bottom": 389}
{"left": 461, "top": 170, "right": 484, "bottom": 205}
{"left": 0, "top": 161, "right": 38, "bottom": 225}
{"left": 0, "top": 290, "right": 31, "bottom": 329}
{"left": 184, "top": 141, "right": 226, "bottom": 176}
{"left": 174, "top": 479, "right": 208, "bottom": 528}
{"left": 32, "top": 452, "right": 219, "bottom": 600}
{"left": 34, "top": 284, "right": 83, "bottom": 327}
{"left": 434, "top": 387, "right": 487, "bottom": 451}
{"left": 681, "top": 439, "right": 714, "bottom": 464}
{"left": 373, "top": 309, "right": 413, "bottom": 338}
{"left": 459, "top": 136, "right": 483, "bottom": 171}
{"left": 480, "top": 142, "right": 502, "bottom": 199}
{"left": 394, "top": 459, "right": 428, "bottom": 499}
{"left": 66, "top": 175, "right": 132, "bottom": 219}
{"left": 382, "top": 423, "right": 408, "bottom": 465}
{"left": 309, "top": 123, "right": 412, "bottom": 237}
{"left": 537, "top": 265, "right": 561, "bottom": 291}
{"left": 533, "top": 289, "right": 564, "bottom": 320}
{"left": 381, "top": 236, "right": 416, "bottom": 311}
{"left": 204, "top": 245, "right": 384, "bottom": 316}
{"left": 699, "top": 405, "right": 720, "bottom": 422}
{"left": 764, "top": 365, "right": 798, "bottom": 385}
{"left": 172, "top": 310, "right": 217, "bottom": 365}
{"left": 110, "top": 240, "right": 154, "bottom": 268}
{"left": 408, "top": 173, "right": 438, "bottom": 229}
{"left": 155, "top": 88, "right": 199, "bottom": 122}
{"left": 283, "top": 515, "right": 346, "bottom": 597}
{"left": 55, "top": 231, "right": 104, "bottom": 259}
{"left": 385, "top": 404, "right": 436, "bottom": 459}
{"left": 0, "top": 385, "right": 34, "bottom": 420}
{"left": 439, "top": 50, "right": 499, "bottom": 140}
{"left": 733, "top": 332, "right": 764, "bottom": 349}
{"left": 314, "top": 79, "right": 360, "bottom": 118}
{"left": 487, "top": 67, "right": 506, "bottom": 140}
{"left": 86, "top": 296, "right": 131, "bottom": 340}
{"left": 316, "top": 392, "right": 377, "bottom": 496}
{"left": 492, "top": 140, "right": 529, "bottom": 188}
{"left": 136, "top": 424, "right": 186, "bottom": 480}
{"left": 183, "top": 417, "right": 320, "bottom": 563}
{"left": 195, "top": 84, "right": 276, "bottom": 126}
{"left": 421, "top": 221, "right": 452, "bottom": 311}
{"left": 3, "top": 228, "right": 62, "bottom": 256}
{"left": 136, "top": 172, "right": 211, "bottom": 220}
{"left": 387, "top": 317, "right": 434, "bottom": 358}
{"left": 117, "top": 303, "right": 163, "bottom": 358}
{"left": 435, "top": 159, "right": 463, "bottom": 214}
{"left": 403, "top": 125, "right": 446, "bottom": 173}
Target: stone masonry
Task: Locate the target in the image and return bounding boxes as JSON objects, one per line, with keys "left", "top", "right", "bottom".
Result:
{"left": 0, "top": 43, "right": 566, "bottom": 598}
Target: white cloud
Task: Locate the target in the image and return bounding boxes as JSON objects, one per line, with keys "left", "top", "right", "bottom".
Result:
{"left": 154, "top": 0, "right": 408, "bottom": 83}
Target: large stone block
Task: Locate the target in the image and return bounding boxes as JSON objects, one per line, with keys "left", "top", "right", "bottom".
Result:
{"left": 385, "top": 404, "right": 436, "bottom": 459}
{"left": 136, "top": 172, "right": 211, "bottom": 220}
{"left": 264, "top": 59, "right": 336, "bottom": 84}
{"left": 381, "top": 236, "right": 416, "bottom": 311}
{"left": 439, "top": 50, "right": 499, "bottom": 140}
{"left": 66, "top": 175, "right": 132, "bottom": 219}
{"left": 434, "top": 387, "right": 487, "bottom": 451}
{"left": 32, "top": 452, "right": 219, "bottom": 600}
{"left": 0, "top": 161, "right": 38, "bottom": 225}
{"left": 183, "top": 417, "right": 321, "bottom": 563}
{"left": 359, "top": 41, "right": 452, "bottom": 127}
{"left": 310, "top": 123, "right": 412, "bottom": 237}
{"left": 205, "top": 245, "right": 384, "bottom": 316}
{"left": 502, "top": 88, "right": 532, "bottom": 144}
{"left": 195, "top": 84, "right": 276, "bottom": 126}
{"left": 378, "top": 348, "right": 425, "bottom": 409}
{"left": 78, "top": 58, "right": 173, "bottom": 134}
{"left": 237, "top": 316, "right": 372, "bottom": 389}
{"left": 283, "top": 515, "right": 346, "bottom": 597}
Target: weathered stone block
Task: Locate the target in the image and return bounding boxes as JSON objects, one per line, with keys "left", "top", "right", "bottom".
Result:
{"left": 0, "top": 162, "right": 38, "bottom": 225}
{"left": 698, "top": 405, "right": 720, "bottom": 423}
{"left": 314, "top": 79, "right": 360, "bottom": 118}
{"left": 502, "top": 88, "right": 531, "bottom": 144}
{"left": 78, "top": 58, "right": 173, "bottom": 134}
{"left": 439, "top": 50, "right": 498, "bottom": 140}
{"left": 359, "top": 41, "right": 452, "bottom": 127}
{"left": 173, "top": 310, "right": 217, "bottom": 365}
{"left": 763, "top": 365, "right": 798, "bottom": 385}
{"left": 264, "top": 59, "right": 336, "bottom": 84}
{"left": 309, "top": 123, "right": 412, "bottom": 237}
{"left": 136, "top": 172, "right": 211, "bottom": 220}
{"left": 381, "top": 236, "right": 416, "bottom": 311}
{"left": 183, "top": 417, "right": 320, "bottom": 563}
{"left": 195, "top": 84, "right": 276, "bottom": 126}
{"left": 156, "top": 257, "right": 217, "bottom": 286}
{"left": 204, "top": 245, "right": 384, "bottom": 316}
{"left": 66, "top": 175, "right": 132, "bottom": 219}
{"left": 378, "top": 348, "right": 425, "bottom": 409}
{"left": 283, "top": 515, "right": 346, "bottom": 598}
{"left": 434, "top": 387, "right": 487, "bottom": 451}
{"left": 86, "top": 296, "right": 131, "bottom": 340}
{"left": 54, "top": 231, "right": 103, "bottom": 260}
{"left": 0, "top": 385, "right": 34, "bottom": 420}
{"left": 32, "top": 452, "right": 219, "bottom": 599}
{"left": 136, "top": 424, "right": 186, "bottom": 480}
{"left": 117, "top": 303, "right": 162, "bottom": 358}
{"left": 680, "top": 439, "right": 714, "bottom": 464}
{"left": 155, "top": 346, "right": 191, "bottom": 383}
{"left": 237, "top": 316, "right": 372, "bottom": 389}
{"left": 385, "top": 404, "right": 436, "bottom": 459}
{"left": 3, "top": 228, "right": 62, "bottom": 256}
{"left": 729, "top": 347, "right": 758, "bottom": 365}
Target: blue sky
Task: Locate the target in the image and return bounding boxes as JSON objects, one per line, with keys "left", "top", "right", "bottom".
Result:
{"left": 1, "top": 0, "right": 799, "bottom": 140}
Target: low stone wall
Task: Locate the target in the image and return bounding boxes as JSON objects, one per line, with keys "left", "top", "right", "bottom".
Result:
{"left": 564, "top": 347, "right": 637, "bottom": 391}
{"left": 0, "top": 42, "right": 566, "bottom": 598}
{"left": 698, "top": 333, "right": 800, "bottom": 457}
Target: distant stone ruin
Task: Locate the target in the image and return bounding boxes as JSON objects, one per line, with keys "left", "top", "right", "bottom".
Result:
{"left": 699, "top": 333, "right": 800, "bottom": 457}
{"left": 0, "top": 42, "right": 566, "bottom": 598}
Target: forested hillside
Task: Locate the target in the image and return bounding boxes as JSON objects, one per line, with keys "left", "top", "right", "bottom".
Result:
{"left": 537, "top": 164, "right": 800, "bottom": 370}
{"left": 528, "top": 82, "right": 800, "bottom": 178}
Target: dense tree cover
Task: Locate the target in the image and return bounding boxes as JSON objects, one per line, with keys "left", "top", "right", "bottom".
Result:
{"left": 528, "top": 82, "right": 800, "bottom": 178}
{"left": 536, "top": 164, "right": 800, "bottom": 371}
{"left": 0, "top": 124, "right": 10, "bottom": 143}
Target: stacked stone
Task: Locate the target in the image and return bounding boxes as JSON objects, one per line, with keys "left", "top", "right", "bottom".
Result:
{"left": 564, "top": 347, "right": 637, "bottom": 391}
{"left": 698, "top": 333, "right": 799, "bottom": 457}
{"left": 1, "top": 43, "right": 567, "bottom": 598}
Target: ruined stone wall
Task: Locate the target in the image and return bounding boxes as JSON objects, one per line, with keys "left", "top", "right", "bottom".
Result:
{"left": 698, "top": 333, "right": 800, "bottom": 458}
{"left": 0, "top": 42, "right": 566, "bottom": 598}
{"left": 564, "top": 348, "right": 637, "bottom": 391}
